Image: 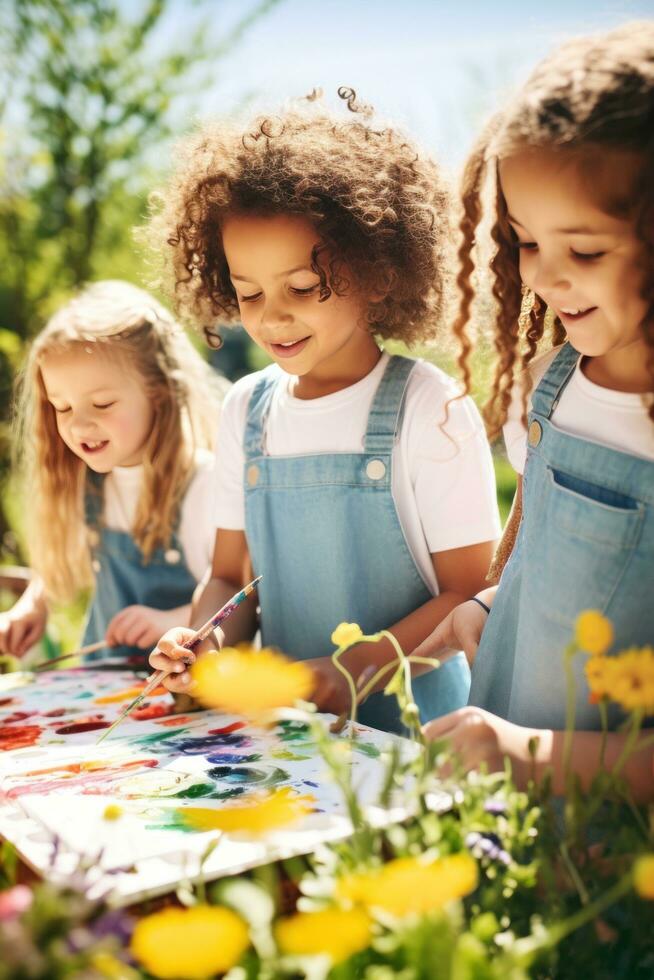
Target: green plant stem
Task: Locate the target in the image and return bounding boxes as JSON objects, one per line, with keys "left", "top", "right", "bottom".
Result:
{"left": 331, "top": 644, "right": 360, "bottom": 732}
{"left": 516, "top": 870, "right": 633, "bottom": 962}
{"left": 562, "top": 643, "right": 578, "bottom": 795}
{"left": 611, "top": 709, "right": 644, "bottom": 780}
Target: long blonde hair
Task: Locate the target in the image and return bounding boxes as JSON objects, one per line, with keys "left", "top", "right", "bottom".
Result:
{"left": 16, "top": 280, "right": 224, "bottom": 602}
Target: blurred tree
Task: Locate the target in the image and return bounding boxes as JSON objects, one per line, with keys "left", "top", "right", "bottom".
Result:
{"left": 0, "top": 0, "right": 281, "bottom": 337}
{"left": 0, "top": 0, "right": 281, "bottom": 555}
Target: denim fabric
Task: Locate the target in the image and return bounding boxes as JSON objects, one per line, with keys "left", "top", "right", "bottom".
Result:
{"left": 470, "top": 343, "right": 654, "bottom": 730}
{"left": 82, "top": 475, "right": 197, "bottom": 664}
{"left": 243, "top": 355, "right": 470, "bottom": 734}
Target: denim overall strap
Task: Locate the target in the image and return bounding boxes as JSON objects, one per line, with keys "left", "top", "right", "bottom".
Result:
{"left": 363, "top": 355, "right": 414, "bottom": 454}
{"left": 243, "top": 356, "right": 471, "bottom": 734}
{"left": 243, "top": 364, "right": 280, "bottom": 460}
{"left": 529, "top": 342, "right": 579, "bottom": 419}
{"left": 81, "top": 475, "right": 197, "bottom": 665}
{"left": 469, "top": 344, "right": 654, "bottom": 730}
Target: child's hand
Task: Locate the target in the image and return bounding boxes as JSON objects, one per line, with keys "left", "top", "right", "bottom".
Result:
{"left": 105, "top": 605, "right": 190, "bottom": 650}
{"left": 148, "top": 626, "right": 225, "bottom": 694}
{"left": 307, "top": 655, "right": 355, "bottom": 716}
{"left": 422, "top": 707, "right": 546, "bottom": 787}
{"left": 0, "top": 600, "right": 47, "bottom": 658}
{"left": 411, "top": 599, "right": 489, "bottom": 668}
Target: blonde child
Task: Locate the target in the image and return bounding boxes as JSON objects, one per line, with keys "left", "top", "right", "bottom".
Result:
{"left": 0, "top": 280, "right": 223, "bottom": 663}
{"left": 148, "top": 90, "right": 501, "bottom": 733}
{"left": 417, "top": 23, "right": 654, "bottom": 800}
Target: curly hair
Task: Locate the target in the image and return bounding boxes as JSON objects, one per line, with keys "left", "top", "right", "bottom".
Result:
{"left": 452, "top": 21, "right": 654, "bottom": 435}
{"left": 147, "top": 88, "right": 452, "bottom": 347}
{"left": 16, "top": 281, "right": 224, "bottom": 602}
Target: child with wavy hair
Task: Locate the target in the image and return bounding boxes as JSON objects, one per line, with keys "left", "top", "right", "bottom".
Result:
{"left": 0, "top": 280, "right": 223, "bottom": 663}
{"left": 148, "top": 89, "right": 501, "bottom": 733}
{"left": 418, "top": 23, "right": 654, "bottom": 800}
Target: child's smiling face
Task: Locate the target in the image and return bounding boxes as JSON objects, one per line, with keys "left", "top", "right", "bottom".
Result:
{"left": 499, "top": 148, "right": 649, "bottom": 388}
{"left": 40, "top": 344, "right": 155, "bottom": 472}
{"left": 222, "top": 213, "right": 381, "bottom": 396}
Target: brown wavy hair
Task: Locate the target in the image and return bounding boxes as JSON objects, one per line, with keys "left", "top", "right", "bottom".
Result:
{"left": 452, "top": 21, "right": 654, "bottom": 435}
{"left": 16, "top": 280, "right": 224, "bottom": 602}
{"left": 147, "top": 88, "right": 452, "bottom": 346}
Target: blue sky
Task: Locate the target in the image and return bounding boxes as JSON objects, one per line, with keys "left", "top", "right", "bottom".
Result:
{"left": 164, "top": 0, "right": 654, "bottom": 169}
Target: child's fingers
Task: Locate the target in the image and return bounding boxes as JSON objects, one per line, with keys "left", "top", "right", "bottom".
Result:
{"left": 157, "top": 627, "right": 197, "bottom": 658}
{"left": 411, "top": 622, "right": 453, "bottom": 662}
{"left": 158, "top": 668, "right": 196, "bottom": 694}
{"left": 422, "top": 707, "right": 468, "bottom": 742}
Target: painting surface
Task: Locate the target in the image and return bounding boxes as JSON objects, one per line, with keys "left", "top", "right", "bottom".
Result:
{"left": 0, "top": 669, "right": 413, "bottom": 905}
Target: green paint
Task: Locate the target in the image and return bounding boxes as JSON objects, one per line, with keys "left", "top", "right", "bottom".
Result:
{"left": 171, "top": 782, "right": 216, "bottom": 799}
{"left": 131, "top": 727, "right": 189, "bottom": 745}
{"left": 276, "top": 720, "right": 312, "bottom": 742}
{"left": 353, "top": 740, "right": 380, "bottom": 758}
{"left": 271, "top": 749, "right": 311, "bottom": 761}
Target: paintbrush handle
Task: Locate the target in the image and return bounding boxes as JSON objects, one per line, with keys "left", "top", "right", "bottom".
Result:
{"left": 32, "top": 639, "right": 108, "bottom": 671}
{"left": 95, "top": 576, "right": 262, "bottom": 743}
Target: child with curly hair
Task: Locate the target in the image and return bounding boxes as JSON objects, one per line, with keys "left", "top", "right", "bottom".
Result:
{"left": 417, "top": 23, "right": 654, "bottom": 800}
{"left": 0, "top": 281, "right": 223, "bottom": 663}
{"left": 148, "top": 89, "right": 501, "bottom": 732}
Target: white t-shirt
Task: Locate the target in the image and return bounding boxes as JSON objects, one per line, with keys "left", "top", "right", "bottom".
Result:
{"left": 504, "top": 347, "right": 654, "bottom": 475}
{"left": 213, "top": 353, "right": 501, "bottom": 593}
{"left": 102, "top": 449, "right": 215, "bottom": 583}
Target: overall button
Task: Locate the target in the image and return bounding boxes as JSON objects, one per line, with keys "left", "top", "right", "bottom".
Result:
{"left": 366, "top": 459, "right": 386, "bottom": 480}
{"left": 247, "top": 464, "right": 260, "bottom": 487}
{"left": 92, "top": 559, "right": 102, "bottom": 573}
{"left": 527, "top": 420, "right": 542, "bottom": 447}
{"left": 164, "top": 548, "right": 181, "bottom": 565}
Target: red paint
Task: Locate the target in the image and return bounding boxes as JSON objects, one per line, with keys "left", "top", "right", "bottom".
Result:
{"left": 43, "top": 708, "right": 68, "bottom": 718}
{"left": 1, "top": 712, "right": 35, "bottom": 724}
{"left": 208, "top": 721, "right": 247, "bottom": 735}
{"left": 0, "top": 698, "right": 16, "bottom": 708}
{"left": 132, "top": 702, "right": 173, "bottom": 721}
{"left": 156, "top": 715, "right": 195, "bottom": 727}
{"left": 23, "top": 758, "right": 158, "bottom": 778}
{"left": 55, "top": 720, "right": 111, "bottom": 734}
{"left": 0, "top": 724, "right": 43, "bottom": 750}
{"left": 7, "top": 758, "right": 159, "bottom": 798}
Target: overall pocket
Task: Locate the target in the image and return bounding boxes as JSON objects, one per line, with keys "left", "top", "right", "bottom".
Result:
{"left": 526, "top": 467, "right": 644, "bottom": 626}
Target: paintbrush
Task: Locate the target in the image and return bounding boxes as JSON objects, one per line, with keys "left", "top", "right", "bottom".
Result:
{"left": 95, "top": 575, "right": 262, "bottom": 744}
{"left": 32, "top": 639, "right": 109, "bottom": 672}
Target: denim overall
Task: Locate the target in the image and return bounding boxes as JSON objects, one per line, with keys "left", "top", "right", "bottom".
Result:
{"left": 82, "top": 475, "right": 197, "bottom": 663}
{"left": 469, "top": 343, "right": 654, "bottom": 730}
{"left": 243, "top": 355, "right": 471, "bottom": 734}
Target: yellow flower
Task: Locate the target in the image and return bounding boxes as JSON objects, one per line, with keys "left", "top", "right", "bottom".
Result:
{"left": 336, "top": 853, "right": 478, "bottom": 917}
{"left": 575, "top": 611, "right": 613, "bottom": 656}
{"left": 609, "top": 647, "right": 654, "bottom": 714}
{"left": 191, "top": 646, "right": 313, "bottom": 717}
{"left": 176, "top": 787, "right": 314, "bottom": 836}
{"left": 130, "top": 905, "right": 249, "bottom": 979}
{"left": 276, "top": 907, "right": 372, "bottom": 963}
{"left": 331, "top": 622, "right": 363, "bottom": 647}
{"left": 634, "top": 854, "right": 654, "bottom": 900}
{"left": 103, "top": 803, "right": 123, "bottom": 821}
{"left": 90, "top": 952, "right": 138, "bottom": 978}
{"left": 584, "top": 655, "right": 616, "bottom": 704}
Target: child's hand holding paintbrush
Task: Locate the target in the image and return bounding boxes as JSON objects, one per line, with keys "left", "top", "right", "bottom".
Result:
{"left": 148, "top": 575, "right": 260, "bottom": 695}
